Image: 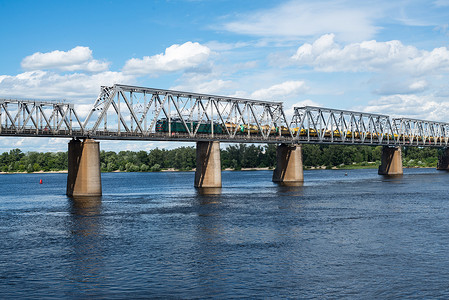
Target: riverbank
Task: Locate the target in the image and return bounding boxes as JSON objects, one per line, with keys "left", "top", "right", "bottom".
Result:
{"left": 0, "top": 165, "right": 437, "bottom": 174}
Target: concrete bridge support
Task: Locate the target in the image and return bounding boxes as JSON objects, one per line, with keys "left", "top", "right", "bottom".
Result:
{"left": 378, "top": 146, "right": 403, "bottom": 176}
{"left": 67, "top": 138, "right": 102, "bottom": 197}
{"left": 195, "top": 141, "right": 222, "bottom": 188}
{"left": 437, "top": 148, "right": 449, "bottom": 170}
{"left": 272, "top": 144, "right": 304, "bottom": 183}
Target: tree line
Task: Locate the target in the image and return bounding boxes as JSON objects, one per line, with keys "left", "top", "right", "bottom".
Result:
{"left": 0, "top": 144, "right": 441, "bottom": 173}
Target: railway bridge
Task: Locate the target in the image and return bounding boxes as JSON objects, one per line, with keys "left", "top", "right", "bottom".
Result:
{"left": 1, "top": 84, "right": 449, "bottom": 196}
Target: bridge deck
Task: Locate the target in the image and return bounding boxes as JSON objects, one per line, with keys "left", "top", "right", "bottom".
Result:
{"left": 0, "top": 127, "right": 446, "bottom": 147}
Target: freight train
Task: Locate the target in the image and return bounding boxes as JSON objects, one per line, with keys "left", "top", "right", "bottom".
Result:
{"left": 155, "top": 119, "right": 442, "bottom": 142}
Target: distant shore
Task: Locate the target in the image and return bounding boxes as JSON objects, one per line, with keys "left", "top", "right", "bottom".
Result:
{"left": 0, "top": 165, "right": 436, "bottom": 174}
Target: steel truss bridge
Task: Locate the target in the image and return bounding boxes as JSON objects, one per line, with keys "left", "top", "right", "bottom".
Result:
{"left": 0, "top": 84, "right": 448, "bottom": 147}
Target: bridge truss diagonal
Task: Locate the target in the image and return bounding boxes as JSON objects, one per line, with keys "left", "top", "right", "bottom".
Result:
{"left": 0, "top": 99, "right": 84, "bottom": 137}
{"left": 291, "top": 106, "right": 449, "bottom": 147}
{"left": 82, "top": 84, "right": 293, "bottom": 143}
{"left": 393, "top": 118, "right": 449, "bottom": 147}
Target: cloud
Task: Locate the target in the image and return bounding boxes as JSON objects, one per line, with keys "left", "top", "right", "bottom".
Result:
{"left": 251, "top": 81, "right": 308, "bottom": 100}
{"left": 358, "top": 94, "right": 449, "bottom": 121}
{"left": 21, "top": 46, "right": 109, "bottom": 73}
{"left": 374, "top": 79, "right": 429, "bottom": 95}
{"left": 205, "top": 41, "right": 250, "bottom": 51}
{"left": 291, "top": 33, "right": 449, "bottom": 75}
{"left": 123, "top": 42, "right": 211, "bottom": 75}
{"left": 0, "top": 70, "right": 134, "bottom": 103}
{"left": 285, "top": 99, "right": 322, "bottom": 119}
{"left": 171, "top": 79, "right": 232, "bottom": 95}
{"left": 221, "top": 0, "right": 380, "bottom": 42}
{"left": 434, "top": 0, "right": 449, "bottom": 7}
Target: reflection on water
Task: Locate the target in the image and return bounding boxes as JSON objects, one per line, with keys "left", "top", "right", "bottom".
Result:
{"left": 196, "top": 187, "right": 222, "bottom": 196}
{"left": 275, "top": 181, "right": 304, "bottom": 187}
{"left": 276, "top": 184, "right": 304, "bottom": 198}
{"left": 68, "top": 196, "right": 104, "bottom": 294}
{"left": 70, "top": 196, "right": 102, "bottom": 217}
{"left": 194, "top": 189, "right": 226, "bottom": 297}
{"left": 380, "top": 174, "right": 404, "bottom": 179}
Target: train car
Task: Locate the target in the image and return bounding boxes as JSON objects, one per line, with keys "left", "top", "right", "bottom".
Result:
{"left": 260, "top": 125, "right": 277, "bottom": 135}
{"left": 322, "top": 130, "right": 342, "bottom": 138}
{"left": 239, "top": 124, "right": 259, "bottom": 134}
{"left": 279, "top": 126, "right": 292, "bottom": 135}
{"left": 155, "top": 119, "right": 223, "bottom": 134}
{"left": 224, "top": 123, "right": 238, "bottom": 133}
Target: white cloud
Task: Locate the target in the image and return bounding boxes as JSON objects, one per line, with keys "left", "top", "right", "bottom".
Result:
{"left": 358, "top": 94, "right": 449, "bottom": 121}
{"left": 434, "top": 0, "right": 449, "bottom": 7}
{"left": 374, "top": 79, "right": 429, "bottom": 95}
{"left": 251, "top": 81, "right": 308, "bottom": 100}
{"left": 0, "top": 70, "right": 134, "bottom": 103}
{"left": 285, "top": 99, "right": 322, "bottom": 119}
{"left": 172, "top": 79, "right": 232, "bottom": 95}
{"left": 205, "top": 41, "right": 250, "bottom": 51}
{"left": 0, "top": 137, "right": 72, "bottom": 153}
{"left": 408, "top": 80, "right": 428, "bottom": 92}
{"left": 123, "top": 42, "right": 211, "bottom": 75}
{"left": 21, "top": 46, "right": 109, "bottom": 73}
{"left": 291, "top": 34, "right": 449, "bottom": 75}
{"left": 222, "top": 0, "right": 380, "bottom": 42}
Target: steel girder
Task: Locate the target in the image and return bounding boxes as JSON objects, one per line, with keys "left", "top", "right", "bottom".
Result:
{"left": 291, "top": 106, "right": 449, "bottom": 147}
{"left": 0, "top": 99, "right": 84, "bottom": 137}
{"left": 392, "top": 118, "right": 449, "bottom": 147}
{"left": 291, "top": 106, "right": 396, "bottom": 145}
{"left": 82, "top": 84, "right": 291, "bottom": 142}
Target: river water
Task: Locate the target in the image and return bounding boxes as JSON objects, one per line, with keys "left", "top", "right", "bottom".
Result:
{"left": 1, "top": 168, "right": 449, "bottom": 298}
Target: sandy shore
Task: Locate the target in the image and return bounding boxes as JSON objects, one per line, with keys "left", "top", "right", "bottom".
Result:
{"left": 0, "top": 170, "right": 68, "bottom": 174}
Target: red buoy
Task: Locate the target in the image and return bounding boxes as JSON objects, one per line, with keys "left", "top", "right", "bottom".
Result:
{"left": 39, "top": 179, "right": 43, "bottom": 184}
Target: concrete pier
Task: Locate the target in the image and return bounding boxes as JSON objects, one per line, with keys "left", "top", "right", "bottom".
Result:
{"left": 67, "top": 138, "right": 102, "bottom": 197}
{"left": 437, "top": 148, "right": 449, "bottom": 170}
{"left": 195, "top": 141, "right": 222, "bottom": 188}
{"left": 378, "top": 146, "right": 403, "bottom": 175}
{"left": 272, "top": 144, "right": 304, "bottom": 183}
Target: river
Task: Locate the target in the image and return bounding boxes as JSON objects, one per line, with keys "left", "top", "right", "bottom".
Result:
{"left": 1, "top": 168, "right": 449, "bottom": 298}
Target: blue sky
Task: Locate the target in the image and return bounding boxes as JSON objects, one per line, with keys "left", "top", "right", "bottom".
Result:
{"left": 1, "top": 0, "right": 449, "bottom": 152}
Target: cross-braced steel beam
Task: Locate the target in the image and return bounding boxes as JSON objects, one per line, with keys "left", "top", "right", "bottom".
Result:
{"left": 290, "top": 106, "right": 396, "bottom": 145}
{"left": 290, "top": 106, "right": 449, "bottom": 147}
{"left": 392, "top": 118, "right": 449, "bottom": 147}
{"left": 82, "top": 84, "right": 292, "bottom": 143}
{"left": 0, "top": 99, "right": 84, "bottom": 137}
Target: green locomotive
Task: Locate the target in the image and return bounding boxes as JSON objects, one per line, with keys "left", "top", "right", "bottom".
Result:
{"left": 155, "top": 119, "right": 224, "bottom": 134}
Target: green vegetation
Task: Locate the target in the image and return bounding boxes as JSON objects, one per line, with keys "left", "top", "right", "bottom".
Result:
{"left": 0, "top": 144, "right": 442, "bottom": 173}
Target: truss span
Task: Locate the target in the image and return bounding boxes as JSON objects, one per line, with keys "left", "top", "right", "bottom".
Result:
{"left": 291, "top": 106, "right": 449, "bottom": 147}
{"left": 82, "top": 84, "right": 293, "bottom": 143}
{"left": 0, "top": 99, "right": 84, "bottom": 138}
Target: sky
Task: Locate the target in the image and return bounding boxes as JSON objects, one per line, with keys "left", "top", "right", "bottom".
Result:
{"left": 1, "top": 0, "right": 449, "bottom": 152}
